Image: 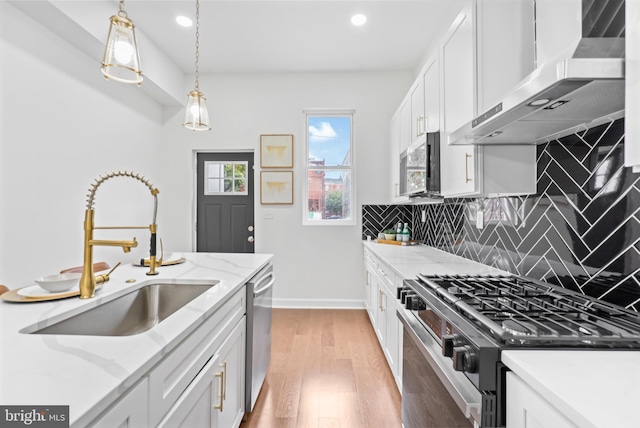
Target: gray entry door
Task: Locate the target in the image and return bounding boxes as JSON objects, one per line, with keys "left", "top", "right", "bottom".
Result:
{"left": 196, "top": 152, "right": 255, "bottom": 253}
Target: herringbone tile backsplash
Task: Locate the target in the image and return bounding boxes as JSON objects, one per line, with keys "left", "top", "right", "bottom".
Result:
{"left": 363, "top": 118, "right": 640, "bottom": 311}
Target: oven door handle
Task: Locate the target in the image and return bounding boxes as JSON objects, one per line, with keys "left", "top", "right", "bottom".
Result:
{"left": 397, "top": 309, "right": 482, "bottom": 422}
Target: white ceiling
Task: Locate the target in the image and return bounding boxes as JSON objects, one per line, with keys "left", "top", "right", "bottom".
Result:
{"left": 111, "top": 0, "right": 467, "bottom": 74}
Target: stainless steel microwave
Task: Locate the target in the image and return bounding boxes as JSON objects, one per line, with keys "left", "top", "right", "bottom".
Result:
{"left": 399, "top": 131, "right": 440, "bottom": 196}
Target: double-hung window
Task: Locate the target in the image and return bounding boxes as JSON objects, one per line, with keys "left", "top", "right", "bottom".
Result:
{"left": 303, "top": 109, "right": 355, "bottom": 225}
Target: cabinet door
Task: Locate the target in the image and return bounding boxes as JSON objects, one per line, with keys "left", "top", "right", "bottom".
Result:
{"left": 440, "top": 6, "right": 478, "bottom": 196}
{"left": 476, "top": 0, "right": 535, "bottom": 113}
{"left": 90, "top": 377, "right": 148, "bottom": 427}
{"left": 389, "top": 113, "right": 408, "bottom": 203}
{"left": 216, "top": 318, "right": 246, "bottom": 428}
{"left": 364, "top": 261, "right": 377, "bottom": 325}
{"left": 375, "top": 280, "right": 387, "bottom": 347}
{"left": 626, "top": 0, "right": 640, "bottom": 171}
{"left": 535, "top": 0, "right": 581, "bottom": 67}
{"left": 399, "top": 98, "right": 412, "bottom": 155}
{"left": 423, "top": 55, "right": 439, "bottom": 133}
{"left": 410, "top": 79, "right": 425, "bottom": 140}
{"left": 506, "top": 372, "right": 577, "bottom": 428}
{"left": 158, "top": 355, "right": 221, "bottom": 428}
{"left": 383, "top": 283, "right": 399, "bottom": 388}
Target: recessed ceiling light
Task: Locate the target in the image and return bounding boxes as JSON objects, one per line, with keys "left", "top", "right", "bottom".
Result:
{"left": 176, "top": 16, "right": 193, "bottom": 27}
{"left": 351, "top": 14, "right": 367, "bottom": 26}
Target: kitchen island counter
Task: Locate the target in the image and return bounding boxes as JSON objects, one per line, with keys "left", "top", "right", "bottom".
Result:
{"left": 0, "top": 252, "right": 272, "bottom": 426}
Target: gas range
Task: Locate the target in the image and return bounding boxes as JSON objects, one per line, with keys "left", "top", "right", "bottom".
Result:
{"left": 414, "top": 274, "right": 640, "bottom": 348}
{"left": 398, "top": 274, "right": 640, "bottom": 427}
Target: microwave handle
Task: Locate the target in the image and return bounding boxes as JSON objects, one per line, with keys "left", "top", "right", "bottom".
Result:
{"left": 426, "top": 142, "right": 432, "bottom": 180}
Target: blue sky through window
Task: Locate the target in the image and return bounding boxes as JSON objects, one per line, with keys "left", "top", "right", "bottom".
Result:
{"left": 308, "top": 116, "right": 351, "bottom": 166}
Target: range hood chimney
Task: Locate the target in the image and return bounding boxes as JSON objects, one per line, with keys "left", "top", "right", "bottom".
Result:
{"left": 450, "top": 0, "right": 625, "bottom": 145}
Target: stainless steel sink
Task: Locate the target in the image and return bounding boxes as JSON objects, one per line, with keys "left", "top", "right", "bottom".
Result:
{"left": 30, "top": 282, "right": 217, "bottom": 336}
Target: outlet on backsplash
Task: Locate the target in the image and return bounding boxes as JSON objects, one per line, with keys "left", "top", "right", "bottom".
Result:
{"left": 476, "top": 210, "right": 484, "bottom": 229}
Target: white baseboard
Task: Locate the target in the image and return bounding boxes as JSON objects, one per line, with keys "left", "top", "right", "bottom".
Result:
{"left": 273, "top": 298, "right": 365, "bottom": 309}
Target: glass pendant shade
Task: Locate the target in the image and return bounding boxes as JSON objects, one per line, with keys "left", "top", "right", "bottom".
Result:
{"left": 183, "top": 91, "right": 211, "bottom": 131}
{"left": 101, "top": 14, "right": 143, "bottom": 85}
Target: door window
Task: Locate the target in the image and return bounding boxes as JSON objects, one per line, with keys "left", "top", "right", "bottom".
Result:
{"left": 204, "top": 161, "right": 248, "bottom": 195}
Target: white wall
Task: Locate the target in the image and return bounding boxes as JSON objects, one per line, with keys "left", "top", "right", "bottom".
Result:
{"left": 0, "top": 2, "right": 412, "bottom": 306}
{"left": 158, "top": 71, "right": 411, "bottom": 307}
{"left": 0, "top": 3, "right": 165, "bottom": 286}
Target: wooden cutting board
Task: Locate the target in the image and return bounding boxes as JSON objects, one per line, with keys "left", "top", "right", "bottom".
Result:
{"left": 375, "top": 239, "right": 419, "bottom": 246}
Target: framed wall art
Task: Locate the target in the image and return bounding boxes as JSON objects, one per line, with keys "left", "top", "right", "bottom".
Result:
{"left": 260, "top": 171, "right": 293, "bottom": 204}
{"left": 260, "top": 134, "right": 294, "bottom": 168}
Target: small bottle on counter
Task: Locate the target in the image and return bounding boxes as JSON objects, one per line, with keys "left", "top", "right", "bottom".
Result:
{"left": 402, "top": 223, "right": 410, "bottom": 242}
{"left": 396, "top": 222, "right": 403, "bottom": 240}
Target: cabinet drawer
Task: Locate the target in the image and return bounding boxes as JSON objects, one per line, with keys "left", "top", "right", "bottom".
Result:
{"left": 148, "top": 286, "right": 246, "bottom": 427}
{"left": 376, "top": 261, "right": 396, "bottom": 290}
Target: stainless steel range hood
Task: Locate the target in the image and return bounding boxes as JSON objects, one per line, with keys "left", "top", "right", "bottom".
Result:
{"left": 450, "top": 0, "right": 625, "bottom": 146}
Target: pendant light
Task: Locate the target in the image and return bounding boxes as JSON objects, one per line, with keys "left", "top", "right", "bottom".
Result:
{"left": 183, "top": 0, "right": 211, "bottom": 131}
{"left": 100, "top": 0, "right": 143, "bottom": 85}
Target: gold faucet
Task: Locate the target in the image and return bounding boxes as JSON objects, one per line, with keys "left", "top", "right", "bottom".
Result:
{"left": 79, "top": 171, "right": 160, "bottom": 299}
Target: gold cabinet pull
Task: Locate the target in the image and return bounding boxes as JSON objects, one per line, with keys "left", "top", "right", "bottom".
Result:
{"left": 214, "top": 362, "right": 227, "bottom": 412}
{"left": 221, "top": 361, "right": 227, "bottom": 401}
{"left": 465, "top": 153, "right": 473, "bottom": 183}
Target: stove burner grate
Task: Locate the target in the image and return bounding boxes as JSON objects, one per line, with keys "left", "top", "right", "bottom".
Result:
{"left": 416, "top": 274, "right": 640, "bottom": 347}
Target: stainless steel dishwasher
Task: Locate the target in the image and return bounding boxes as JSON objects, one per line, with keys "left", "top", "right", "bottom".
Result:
{"left": 245, "top": 263, "right": 274, "bottom": 413}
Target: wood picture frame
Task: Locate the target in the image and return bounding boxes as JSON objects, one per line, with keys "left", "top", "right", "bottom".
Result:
{"left": 260, "top": 171, "right": 293, "bottom": 204}
{"left": 260, "top": 134, "right": 294, "bottom": 168}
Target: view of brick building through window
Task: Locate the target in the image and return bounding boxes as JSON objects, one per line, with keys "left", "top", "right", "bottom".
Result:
{"left": 305, "top": 113, "right": 353, "bottom": 222}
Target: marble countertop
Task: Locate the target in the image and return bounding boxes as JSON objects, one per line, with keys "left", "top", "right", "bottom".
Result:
{"left": 0, "top": 252, "right": 272, "bottom": 427}
{"left": 502, "top": 350, "right": 640, "bottom": 428}
{"left": 363, "top": 240, "right": 507, "bottom": 279}
{"left": 363, "top": 241, "right": 640, "bottom": 427}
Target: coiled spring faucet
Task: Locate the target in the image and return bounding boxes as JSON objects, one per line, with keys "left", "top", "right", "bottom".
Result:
{"left": 80, "top": 171, "right": 160, "bottom": 299}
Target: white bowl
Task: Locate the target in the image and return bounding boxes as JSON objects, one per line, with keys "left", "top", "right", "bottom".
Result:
{"left": 34, "top": 273, "right": 82, "bottom": 293}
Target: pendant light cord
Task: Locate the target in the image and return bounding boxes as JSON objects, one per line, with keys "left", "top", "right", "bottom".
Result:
{"left": 194, "top": 0, "right": 201, "bottom": 92}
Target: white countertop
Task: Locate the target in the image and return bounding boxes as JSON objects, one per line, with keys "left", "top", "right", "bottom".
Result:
{"left": 363, "top": 241, "right": 640, "bottom": 428}
{"left": 0, "top": 252, "right": 272, "bottom": 427}
{"left": 363, "top": 240, "right": 506, "bottom": 279}
{"left": 502, "top": 350, "right": 640, "bottom": 428}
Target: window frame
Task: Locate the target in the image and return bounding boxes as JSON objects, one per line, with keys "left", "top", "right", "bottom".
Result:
{"left": 302, "top": 109, "right": 356, "bottom": 226}
{"left": 203, "top": 160, "right": 249, "bottom": 196}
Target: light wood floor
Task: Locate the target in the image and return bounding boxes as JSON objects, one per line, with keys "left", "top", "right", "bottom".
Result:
{"left": 240, "top": 309, "right": 402, "bottom": 428}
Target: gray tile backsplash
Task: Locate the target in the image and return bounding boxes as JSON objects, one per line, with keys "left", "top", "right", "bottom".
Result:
{"left": 363, "top": 118, "right": 640, "bottom": 311}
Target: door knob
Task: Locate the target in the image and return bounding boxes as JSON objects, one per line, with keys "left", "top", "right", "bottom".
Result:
{"left": 248, "top": 226, "right": 254, "bottom": 232}
{"left": 248, "top": 236, "right": 254, "bottom": 243}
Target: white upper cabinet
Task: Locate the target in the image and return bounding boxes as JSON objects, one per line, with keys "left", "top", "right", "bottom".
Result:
{"left": 475, "top": 0, "right": 535, "bottom": 114}
{"left": 410, "top": 78, "right": 426, "bottom": 141}
{"left": 534, "top": 0, "right": 582, "bottom": 68}
{"left": 439, "top": 5, "right": 478, "bottom": 196}
{"left": 440, "top": 1, "right": 536, "bottom": 197}
{"left": 423, "top": 55, "right": 440, "bottom": 133}
{"left": 389, "top": 111, "right": 410, "bottom": 203}
{"left": 399, "top": 97, "right": 412, "bottom": 155}
{"left": 626, "top": 0, "right": 640, "bottom": 171}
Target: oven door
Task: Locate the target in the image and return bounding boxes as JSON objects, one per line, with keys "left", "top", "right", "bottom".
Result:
{"left": 398, "top": 308, "right": 481, "bottom": 428}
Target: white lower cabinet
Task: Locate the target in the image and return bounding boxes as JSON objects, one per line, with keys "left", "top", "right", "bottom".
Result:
{"left": 216, "top": 319, "right": 246, "bottom": 428}
{"left": 158, "top": 354, "right": 221, "bottom": 427}
{"left": 363, "top": 249, "right": 403, "bottom": 392}
{"left": 158, "top": 318, "right": 246, "bottom": 428}
{"left": 506, "top": 372, "right": 576, "bottom": 428}
{"left": 87, "top": 286, "right": 247, "bottom": 428}
{"left": 90, "top": 377, "right": 148, "bottom": 427}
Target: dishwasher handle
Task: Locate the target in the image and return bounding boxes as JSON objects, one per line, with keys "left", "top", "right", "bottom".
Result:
{"left": 254, "top": 274, "right": 274, "bottom": 297}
